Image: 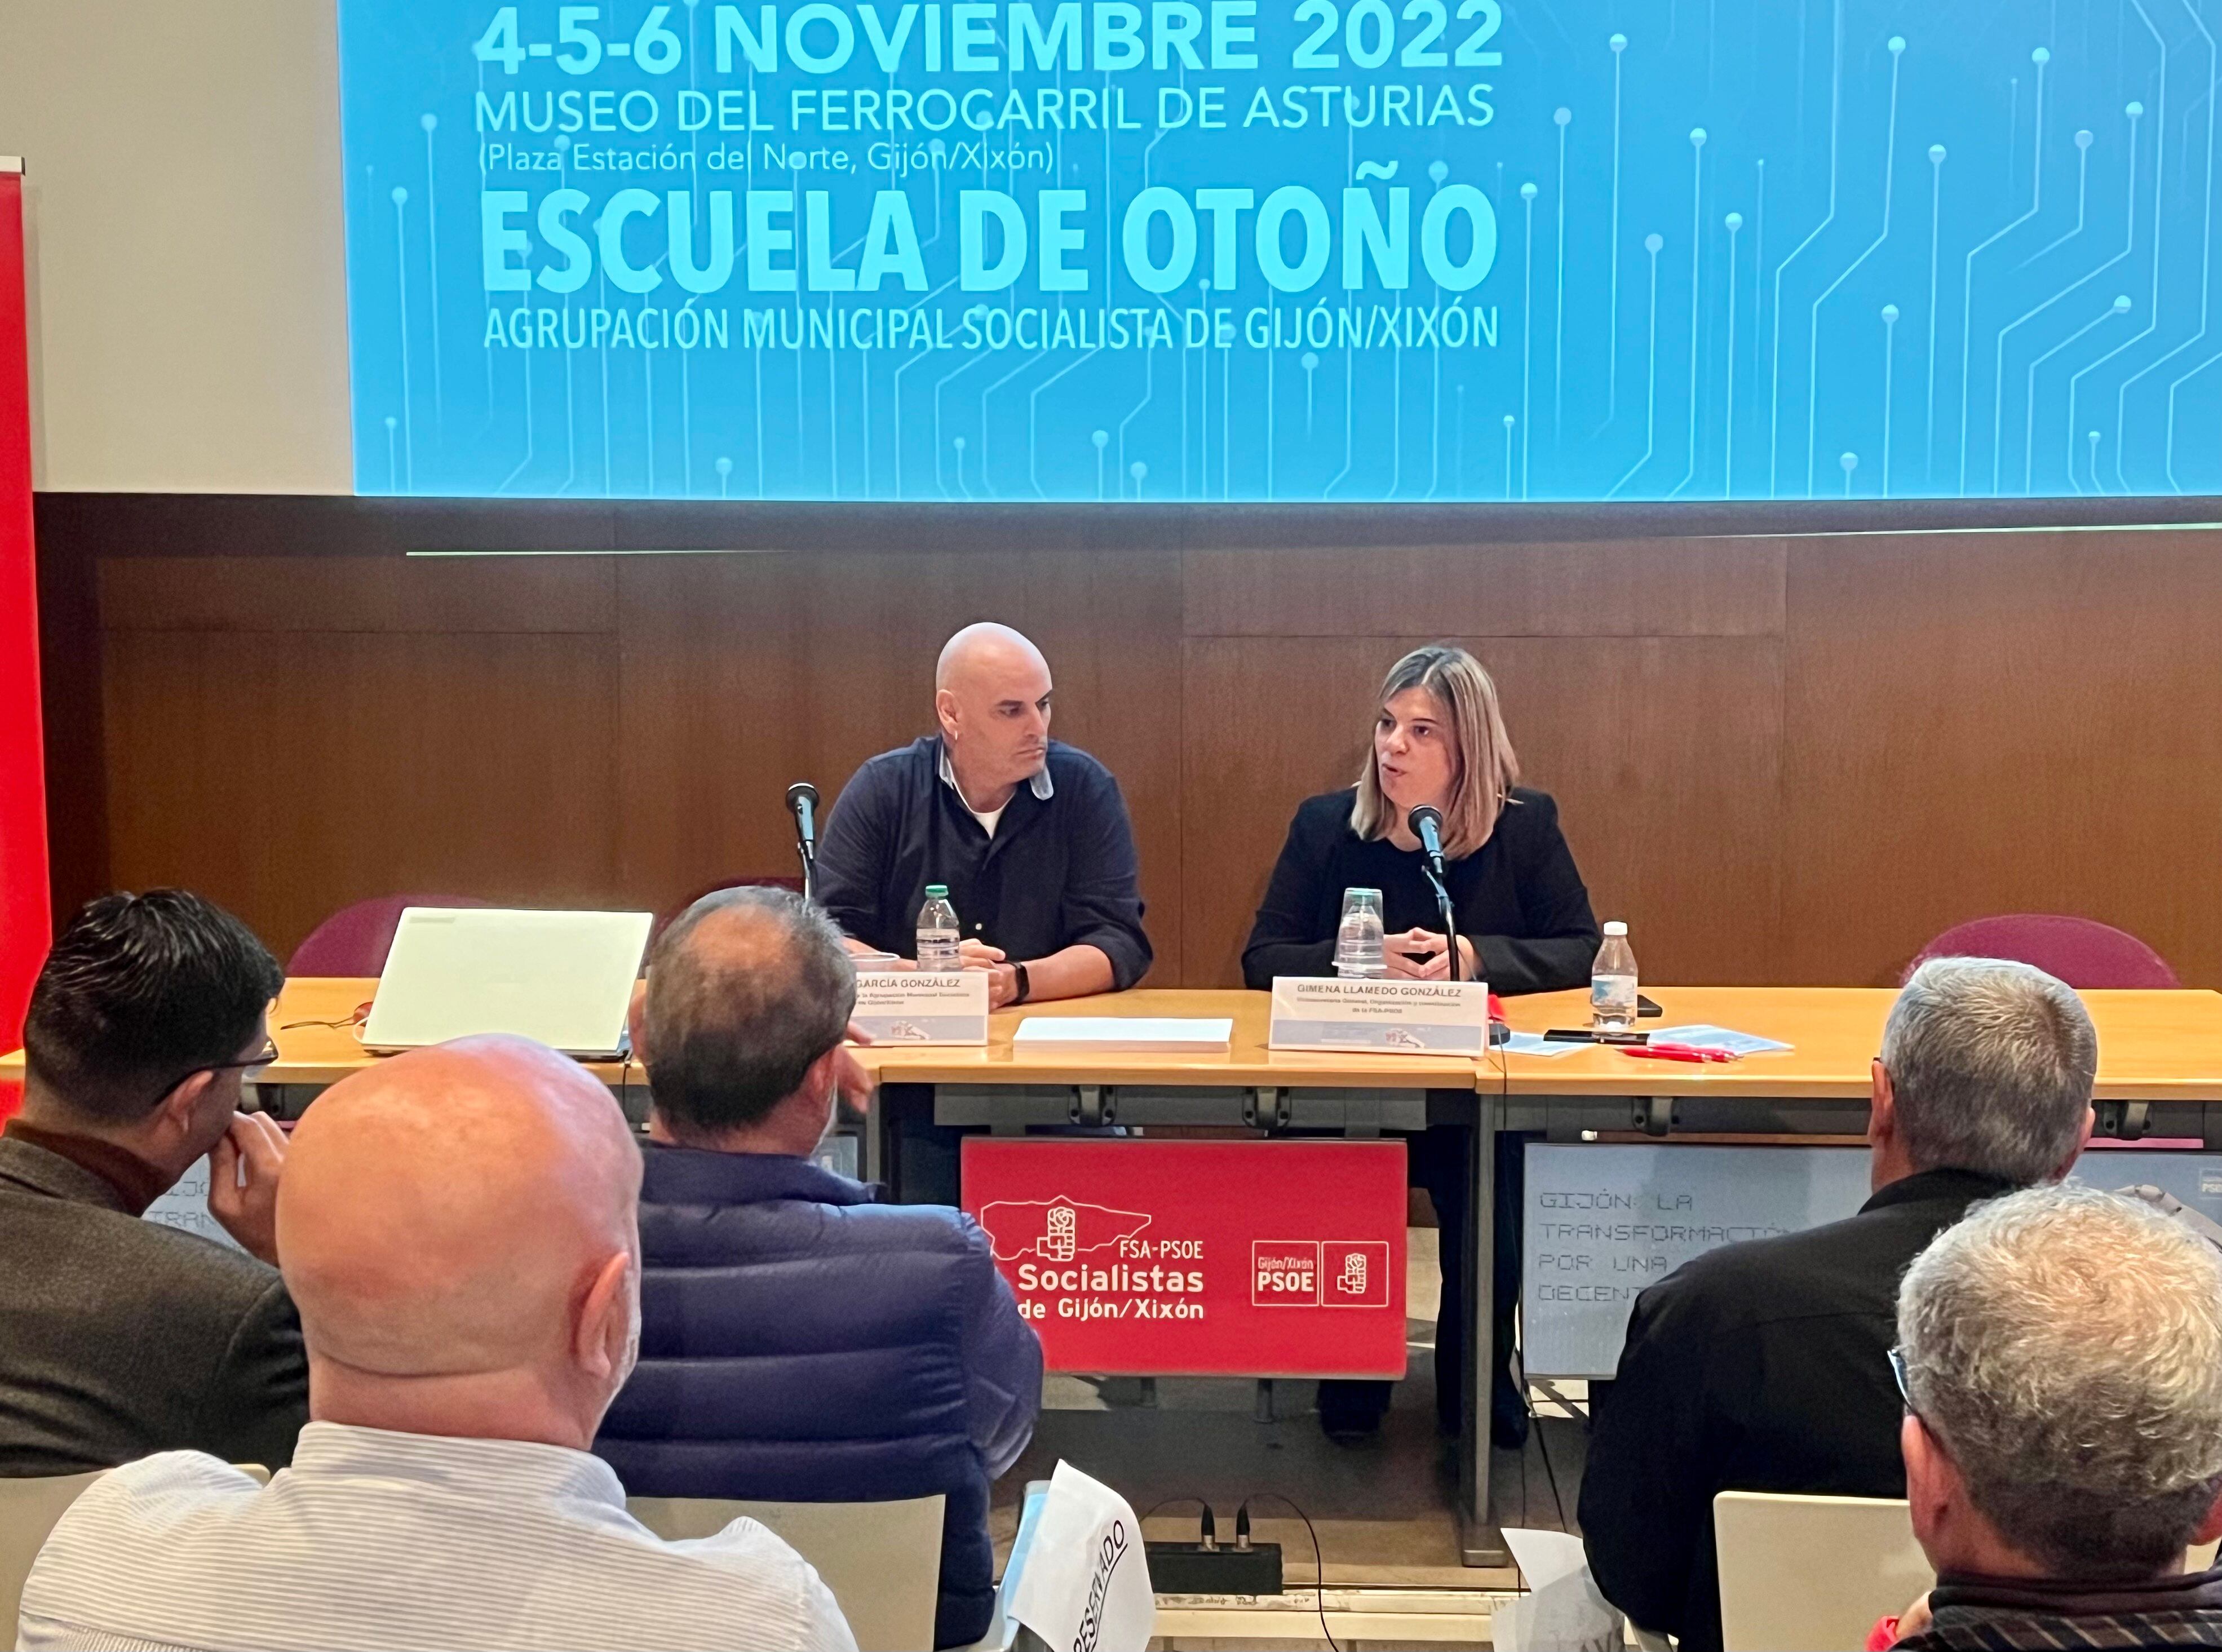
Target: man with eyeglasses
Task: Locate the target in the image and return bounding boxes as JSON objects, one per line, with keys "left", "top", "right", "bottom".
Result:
{"left": 1580, "top": 957, "right": 2100, "bottom": 1652}
{"left": 0, "top": 890, "right": 307, "bottom": 1473}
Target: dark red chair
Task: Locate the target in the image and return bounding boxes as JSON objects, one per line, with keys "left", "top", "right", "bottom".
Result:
{"left": 1904, "top": 914, "right": 2180, "bottom": 990}
{"left": 286, "top": 894, "right": 493, "bottom": 977}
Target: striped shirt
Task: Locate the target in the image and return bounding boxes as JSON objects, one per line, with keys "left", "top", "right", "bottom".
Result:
{"left": 17, "top": 1421, "right": 857, "bottom": 1652}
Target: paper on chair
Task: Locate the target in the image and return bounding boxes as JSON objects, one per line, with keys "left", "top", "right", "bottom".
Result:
{"left": 1498, "top": 1529, "right": 1623, "bottom": 1652}
{"left": 1012, "top": 1017, "right": 1234, "bottom": 1052}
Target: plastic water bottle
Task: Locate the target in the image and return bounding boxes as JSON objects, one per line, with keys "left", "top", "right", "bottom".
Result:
{"left": 916, "top": 885, "right": 962, "bottom": 973}
{"left": 1334, "top": 888, "right": 1388, "bottom": 978}
{"left": 1591, "top": 921, "right": 1639, "bottom": 1030}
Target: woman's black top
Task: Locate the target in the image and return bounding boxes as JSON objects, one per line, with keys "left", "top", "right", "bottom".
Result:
{"left": 1242, "top": 786, "right": 1602, "bottom": 995}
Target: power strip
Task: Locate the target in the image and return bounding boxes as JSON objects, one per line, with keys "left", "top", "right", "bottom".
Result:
{"left": 1144, "top": 1540, "right": 1285, "bottom": 1596}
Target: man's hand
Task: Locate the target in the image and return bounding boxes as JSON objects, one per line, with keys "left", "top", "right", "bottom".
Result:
{"left": 955, "top": 939, "right": 1021, "bottom": 1006}
{"left": 833, "top": 1022, "right": 876, "bottom": 1117}
{"left": 208, "top": 1111, "right": 287, "bottom": 1266}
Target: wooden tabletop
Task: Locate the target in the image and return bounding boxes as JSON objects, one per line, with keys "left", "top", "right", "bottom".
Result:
{"left": 1494, "top": 985, "right": 2222, "bottom": 1100}
{"left": 849, "top": 987, "right": 1476, "bottom": 1089}
{"left": 8, "top": 979, "right": 2221, "bottom": 1100}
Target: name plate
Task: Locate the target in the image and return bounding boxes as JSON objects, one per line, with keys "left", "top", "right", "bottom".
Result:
{"left": 852, "top": 970, "right": 991, "bottom": 1046}
{"left": 1267, "top": 977, "right": 1493, "bottom": 1055}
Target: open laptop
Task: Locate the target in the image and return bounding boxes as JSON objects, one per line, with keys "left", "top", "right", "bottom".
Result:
{"left": 362, "top": 907, "right": 654, "bottom": 1059}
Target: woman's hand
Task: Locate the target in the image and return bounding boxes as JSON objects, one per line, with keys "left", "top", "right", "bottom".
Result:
{"left": 1383, "top": 931, "right": 1477, "bottom": 980}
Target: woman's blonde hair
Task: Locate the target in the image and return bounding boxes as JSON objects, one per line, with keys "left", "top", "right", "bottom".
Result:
{"left": 1351, "top": 644, "right": 1521, "bottom": 858}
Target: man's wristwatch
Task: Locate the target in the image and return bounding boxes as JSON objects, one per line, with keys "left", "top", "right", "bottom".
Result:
{"left": 1011, "top": 962, "right": 1032, "bottom": 1005}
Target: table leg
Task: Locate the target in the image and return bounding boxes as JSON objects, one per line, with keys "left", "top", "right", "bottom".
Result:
{"left": 1460, "top": 1083, "right": 1507, "bottom": 1566}
{"left": 863, "top": 1080, "right": 887, "bottom": 1185}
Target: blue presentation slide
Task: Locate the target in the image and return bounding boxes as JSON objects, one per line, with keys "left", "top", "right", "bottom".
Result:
{"left": 337, "top": 0, "right": 2222, "bottom": 502}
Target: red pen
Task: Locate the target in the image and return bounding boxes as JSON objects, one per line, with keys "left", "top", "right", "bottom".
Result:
{"left": 1620, "top": 1043, "right": 1741, "bottom": 1064}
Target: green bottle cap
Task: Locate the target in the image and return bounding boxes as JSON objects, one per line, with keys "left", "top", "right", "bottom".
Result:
{"left": 925, "top": 884, "right": 948, "bottom": 898}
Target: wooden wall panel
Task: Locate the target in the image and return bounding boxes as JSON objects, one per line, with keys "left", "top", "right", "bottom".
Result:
{"left": 1782, "top": 531, "right": 2222, "bottom": 987}
{"left": 41, "top": 496, "right": 2222, "bottom": 991}
{"left": 101, "top": 629, "right": 621, "bottom": 962}
{"left": 613, "top": 548, "right": 1185, "bottom": 971}
{"left": 1184, "top": 539, "right": 1787, "bottom": 637}
{"left": 1181, "top": 635, "right": 1783, "bottom": 988}
{"left": 99, "top": 555, "right": 617, "bottom": 633}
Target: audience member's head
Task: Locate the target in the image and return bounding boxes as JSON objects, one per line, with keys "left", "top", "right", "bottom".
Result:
{"left": 1897, "top": 1183, "right": 2222, "bottom": 1583}
{"left": 632, "top": 887, "right": 858, "bottom": 1155}
{"left": 934, "top": 622, "right": 1054, "bottom": 793}
{"left": 276, "top": 1034, "right": 643, "bottom": 1452}
{"left": 21, "top": 889, "right": 284, "bottom": 1178}
{"left": 1870, "top": 958, "right": 2096, "bottom": 1190}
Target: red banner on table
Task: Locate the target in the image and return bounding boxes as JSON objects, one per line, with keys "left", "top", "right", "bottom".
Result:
{"left": 962, "top": 1139, "right": 1409, "bottom": 1378}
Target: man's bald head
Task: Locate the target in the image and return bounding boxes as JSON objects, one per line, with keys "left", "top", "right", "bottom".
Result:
{"left": 935, "top": 623, "right": 1054, "bottom": 799}
{"left": 936, "top": 622, "right": 1049, "bottom": 693}
{"left": 278, "top": 1035, "right": 642, "bottom": 1437}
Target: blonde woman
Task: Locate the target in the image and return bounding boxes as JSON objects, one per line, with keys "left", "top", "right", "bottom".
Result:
{"left": 1243, "top": 644, "right": 1598, "bottom": 994}
{"left": 1241, "top": 644, "right": 1601, "bottom": 1447}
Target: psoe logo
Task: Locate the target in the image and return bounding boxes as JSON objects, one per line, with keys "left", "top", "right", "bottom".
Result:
{"left": 1252, "top": 1241, "right": 1320, "bottom": 1306}
{"left": 1323, "top": 1240, "right": 1393, "bottom": 1308}
{"left": 976, "top": 1197, "right": 1152, "bottom": 1263}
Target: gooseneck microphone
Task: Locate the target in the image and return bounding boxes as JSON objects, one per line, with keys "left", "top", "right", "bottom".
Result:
{"left": 1407, "top": 805, "right": 1461, "bottom": 982}
{"left": 1407, "top": 805, "right": 1448, "bottom": 877}
{"left": 787, "top": 782, "right": 820, "bottom": 900}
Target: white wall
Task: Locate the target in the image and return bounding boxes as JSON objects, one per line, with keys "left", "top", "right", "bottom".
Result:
{"left": 1, "top": 0, "right": 352, "bottom": 492}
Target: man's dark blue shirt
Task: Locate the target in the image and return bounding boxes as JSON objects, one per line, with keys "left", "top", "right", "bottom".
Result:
{"left": 816, "top": 735, "right": 1153, "bottom": 987}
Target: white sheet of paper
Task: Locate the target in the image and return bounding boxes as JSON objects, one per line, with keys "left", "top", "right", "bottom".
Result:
{"left": 1012, "top": 1017, "right": 1234, "bottom": 1051}
{"left": 1499, "top": 1530, "right": 1623, "bottom": 1652}
{"left": 1500, "top": 1032, "right": 1589, "bottom": 1058}
{"left": 1008, "top": 1461, "right": 1156, "bottom": 1652}
{"left": 1503, "top": 1528, "right": 1591, "bottom": 1593}
{"left": 1649, "top": 1023, "right": 1794, "bottom": 1055}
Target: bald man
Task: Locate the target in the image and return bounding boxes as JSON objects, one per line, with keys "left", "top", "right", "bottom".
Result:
{"left": 816, "top": 621, "right": 1153, "bottom": 1007}
{"left": 19, "top": 1036, "right": 856, "bottom": 1652}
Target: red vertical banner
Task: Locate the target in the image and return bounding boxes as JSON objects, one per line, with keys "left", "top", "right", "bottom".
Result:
{"left": 0, "top": 160, "right": 51, "bottom": 1119}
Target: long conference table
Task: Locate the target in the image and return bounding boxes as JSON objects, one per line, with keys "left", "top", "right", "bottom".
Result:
{"left": 12, "top": 978, "right": 2222, "bottom": 1566}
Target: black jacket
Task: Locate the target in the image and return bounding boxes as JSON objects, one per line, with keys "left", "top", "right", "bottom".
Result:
{"left": 1579, "top": 1167, "right": 2020, "bottom": 1652}
{"left": 1902, "top": 1566, "right": 2222, "bottom": 1649}
{"left": 0, "top": 1133, "right": 309, "bottom": 1476}
{"left": 817, "top": 736, "right": 1153, "bottom": 987}
{"left": 1242, "top": 786, "right": 1600, "bottom": 994}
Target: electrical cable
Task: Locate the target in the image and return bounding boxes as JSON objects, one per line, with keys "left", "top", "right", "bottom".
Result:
{"left": 1237, "top": 1494, "right": 1338, "bottom": 1652}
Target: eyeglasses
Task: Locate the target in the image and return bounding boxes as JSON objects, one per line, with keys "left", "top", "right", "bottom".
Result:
{"left": 157, "top": 1038, "right": 281, "bottom": 1104}
{"left": 210, "top": 1038, "right": 281, "bottom": 1078}
{"left": 1888, "top": 1345, "right": 1919, "bottom": 1417}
